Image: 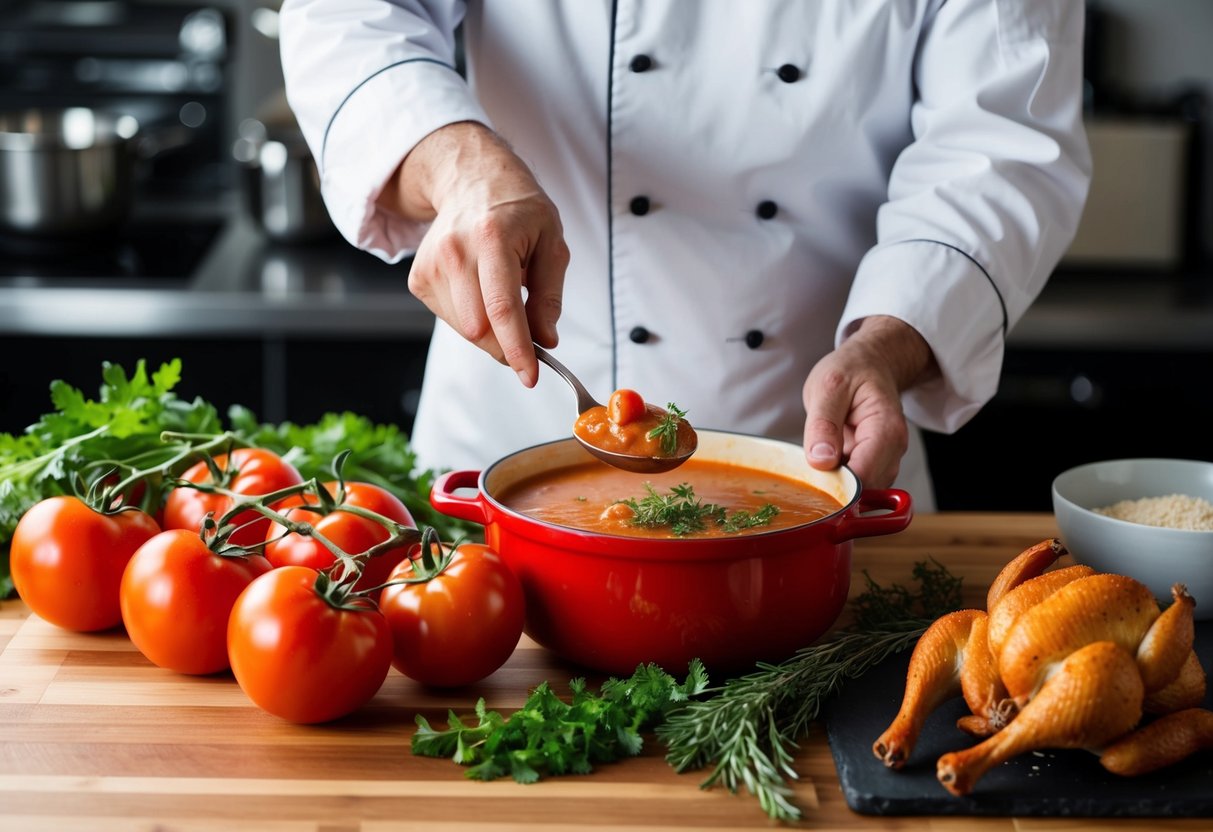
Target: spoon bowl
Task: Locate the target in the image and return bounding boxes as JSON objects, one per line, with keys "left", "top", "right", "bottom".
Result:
{"left": 533, "top": 344, "right": 696, "bottom": 474}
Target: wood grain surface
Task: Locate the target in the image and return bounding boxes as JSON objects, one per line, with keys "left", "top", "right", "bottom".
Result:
{"left": 2, "top": 512, "right": 1210, "bottom": 831}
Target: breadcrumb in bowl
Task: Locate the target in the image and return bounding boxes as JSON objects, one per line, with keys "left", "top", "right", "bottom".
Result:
{"left": 1093, "top": 494, "right": 1213, "bottom": 531}
{"left": 1052, "top": 459, "right": 1213, "bottom": 620}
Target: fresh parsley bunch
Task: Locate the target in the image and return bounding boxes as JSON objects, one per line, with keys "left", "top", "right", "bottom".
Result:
{"left": 0, "top": 360, "right": 221, "bottom": 596}
{"left": 412, "top": 660, "right": 709, "bottom": 782}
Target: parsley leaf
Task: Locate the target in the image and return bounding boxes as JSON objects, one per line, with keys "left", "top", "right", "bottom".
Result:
{"left": 412, "top": 660, "right": 709, "bottom": 782}
{"left": 0, "top": 359, "right": 221, "bottom": 597}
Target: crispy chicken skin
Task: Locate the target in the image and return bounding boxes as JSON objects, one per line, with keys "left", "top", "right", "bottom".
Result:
{"left": 997, "top": 574, "right": 1159, "bottom": 705}
{"left": 1100, "top": 707, "right": 1213, "bottom": 777}
{"left": 986, "top": 564, "right": 1096, "bottom": 663}
{"left": 873, "top": 609, "right": 984, "bottom": 769}
{"left": 985, "top": 537, "right": 1067, "bottom": 613}
{"left": 1145, "top": 650, "right": 1207, "bottom": 714}
{"left": 938, "top": 640, "right": 1145, "bottom": 796}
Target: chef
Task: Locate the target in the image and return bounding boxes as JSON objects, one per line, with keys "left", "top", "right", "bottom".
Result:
{"left": 279, "top": 1, "right": 1091, "bottom": 511}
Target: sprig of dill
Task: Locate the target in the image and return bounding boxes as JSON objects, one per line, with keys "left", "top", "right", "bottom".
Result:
{"left": 656, "top": 559, "right": 963, "bottom": 821}
{"left": 646, "top": 402, "right": 687, "bottom": 456}
{"left": 720, "top": 503, "right": 780, "bottom": 533}
{"left": 619, "top": 483, "right": 779, "bottom": 536}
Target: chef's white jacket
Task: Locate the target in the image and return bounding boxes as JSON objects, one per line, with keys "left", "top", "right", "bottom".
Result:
{"left": 280, "top": 0, "right": 1091, "bottom": 511}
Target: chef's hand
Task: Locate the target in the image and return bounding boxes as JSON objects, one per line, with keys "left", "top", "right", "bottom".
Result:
{"left": 802, "top": 316, "right": 938, "bottom": 489}
{"left": 380, "top": 121, "right": 570, "bottom": 387}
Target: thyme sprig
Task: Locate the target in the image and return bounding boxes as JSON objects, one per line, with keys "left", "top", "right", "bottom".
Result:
{"left": 619, "top": 483, "right": 779, "bottom": 537}
{"left": 656, "top": 559, "right": 963, "bottom": 821}
{"left": 646, "top": 402, "right": 687, "bottom": 456}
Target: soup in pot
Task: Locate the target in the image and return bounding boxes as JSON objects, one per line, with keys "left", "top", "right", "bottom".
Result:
{"left": 497, "top": 458, "right": 844, "bottom": 539}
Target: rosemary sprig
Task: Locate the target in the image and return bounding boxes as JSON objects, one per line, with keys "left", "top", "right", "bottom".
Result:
{"left": 619, "top": 483, "right": 778, "bottom": 537}
{"left": 646, "top": 402, "right": 687, "bottom": 456}
{"left": 656, "top": 559, "right": 963, "bottom": 821}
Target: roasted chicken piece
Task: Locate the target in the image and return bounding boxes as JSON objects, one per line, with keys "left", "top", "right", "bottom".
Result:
{"left": 873, "top": 609, "right": 987, "bottom": 768}
{"left": 872, "top": 538, "right": 1209, "bottom": 796}
{"left": 1101, "top": 707, "right": 1213, "bottom": 777}
{"left": 938, "top": 640, "right": 1145, "bottom": 796}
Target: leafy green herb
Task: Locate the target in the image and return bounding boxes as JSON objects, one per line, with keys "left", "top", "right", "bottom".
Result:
{"left": 656, "top": 559, "right": 963, "bottom": 821}
{"left": 720, "top": 503, "right": 780, "bottom": 533}
{"left": 619, "top": 483, "right": 778, "bottom": 537}
{"left": 412, "top": 660, "right": 709, "bottom": 781}
{"left": 0, "top": 360, "right": 222, "bottom": 597}
{"left": 645, "top": 402, "right": 687, "bottom": 456}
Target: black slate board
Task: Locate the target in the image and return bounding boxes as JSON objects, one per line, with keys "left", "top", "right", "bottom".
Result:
{"left": 823, "top": 621, "right": 1213, "bottom": 817}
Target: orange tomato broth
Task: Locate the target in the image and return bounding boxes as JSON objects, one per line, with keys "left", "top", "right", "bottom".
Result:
{"left": 495, "top": 457, "right": 844, "bottom": 539}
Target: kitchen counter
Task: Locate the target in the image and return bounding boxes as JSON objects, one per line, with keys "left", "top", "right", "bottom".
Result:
{"left": 0, "top": 209, "right": 437, "bottom": 339}
{"left": 2, "top": 511, "right": 1209, "bottom": 831}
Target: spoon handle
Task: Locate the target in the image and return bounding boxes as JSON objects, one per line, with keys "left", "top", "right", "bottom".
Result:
{"left": 533, "top": 344, "right": 602, "bottom": 415}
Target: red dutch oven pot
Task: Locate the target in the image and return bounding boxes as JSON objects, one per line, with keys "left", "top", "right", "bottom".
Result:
{"left": 430, "top": 430, "right": 912, "bottom": 676}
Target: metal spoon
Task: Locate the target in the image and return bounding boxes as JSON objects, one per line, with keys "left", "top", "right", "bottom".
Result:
{"left": 533, "top": 343, "right": 696, "bottom": 474}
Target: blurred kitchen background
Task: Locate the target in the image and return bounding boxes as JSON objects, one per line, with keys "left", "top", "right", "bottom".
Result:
{"left": 0, "top": 0, "right": 1210, "bottom": 511}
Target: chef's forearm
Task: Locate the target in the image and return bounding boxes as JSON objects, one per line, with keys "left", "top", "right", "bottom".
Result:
{"left": 842, "top": 315, "right": 940, "bottom": 393}
{"left": 379, "top": 121, "right": 516, "bottom": 222}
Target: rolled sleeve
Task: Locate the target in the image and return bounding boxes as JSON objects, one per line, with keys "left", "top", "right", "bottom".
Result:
{"left": 320, "top": 60, "right": 490, "bottom": 262}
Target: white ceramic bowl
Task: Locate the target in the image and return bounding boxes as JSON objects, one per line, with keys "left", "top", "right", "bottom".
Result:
{"left": 1052, "top": 458, "right": 1213, "bottom": 620}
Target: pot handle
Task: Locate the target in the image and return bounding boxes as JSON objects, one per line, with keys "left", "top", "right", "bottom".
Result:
{"left": 831, "top": 488, "right": 913, "bottom": 542}
{"left": 429, "top": 470, "right": 488, "bottom": 525}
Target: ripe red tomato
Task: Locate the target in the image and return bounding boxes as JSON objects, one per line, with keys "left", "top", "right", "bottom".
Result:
{"left": 608, "top": 388, "right": 646, "bottom": 426}
{"left": 120, "top": 529, "right": 272, "bottom": 675}
{"left": 227, "top": 565, "right": 393, "bottom": 723}
{"left": 264, "top": 481, "right": 416, "bottom": 598}
{"left": 10, "top": 496, "right": 161, "bottom": 632}
{"left": 379, "top": 541, "right": 525, "bottom": 687}
{"left": 162, "top": 448, "right": 303, "bottom": 547}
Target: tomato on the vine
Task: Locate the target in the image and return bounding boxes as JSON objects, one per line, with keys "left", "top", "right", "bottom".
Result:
{"left": 227, "top": 565, "right": 393, "bottom": 723}
{"left": 120, "top": 529, "right": 272, "bottom": 675}
{"left": 379, "top": 535, "right": 525, "bottom": 687}
{"left": 162, "top": 448, "right": 303, "bottom": 547}
{"left": 264, "top": 481, "right": 416, "bottom": 598}
{"left": 10, "top": 496, "right": 161, "bottom": 632}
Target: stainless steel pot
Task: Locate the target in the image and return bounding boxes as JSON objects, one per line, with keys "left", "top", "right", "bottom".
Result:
{"left": 0, "top": 108, "right": 141, "bottom": 235}
{"left": 234, "top": 119, "right": 336, "bottom": 244}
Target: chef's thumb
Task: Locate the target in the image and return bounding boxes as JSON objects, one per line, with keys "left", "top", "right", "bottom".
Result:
{"left": 803, "top": 384, "right": 847, "bottom": 471}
